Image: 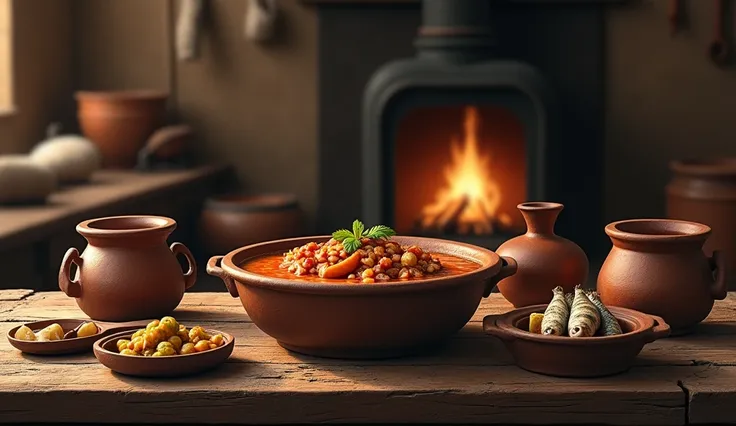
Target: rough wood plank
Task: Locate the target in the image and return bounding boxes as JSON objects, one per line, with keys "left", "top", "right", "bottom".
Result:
{"left": 0, "top": 164, "right": 231, "bottom": 251}
{"left": 1, "top": 291, "right": 734, "bottom": 424}
{"left": 0, "top": 289, "right": 34, "bottom": 301}
{"left": 0, "top": 358, "right": 685, "bottom": 425}
{"left": 679, "top": 366, "right": 736, "bottom": 424}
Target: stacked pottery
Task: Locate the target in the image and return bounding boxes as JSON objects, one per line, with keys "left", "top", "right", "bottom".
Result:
{"left": 494, "top": 202, "right": 589, "bottom": 307}
{"left": 666, "top": 158, "right": 736, "bottom": 290}
{"left": 596, "top": 219, "right": 728, "bottom": 336}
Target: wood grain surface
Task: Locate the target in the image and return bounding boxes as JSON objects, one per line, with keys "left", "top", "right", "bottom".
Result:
{"left": 1, "top": 290, "right": 735, "bottom": 425}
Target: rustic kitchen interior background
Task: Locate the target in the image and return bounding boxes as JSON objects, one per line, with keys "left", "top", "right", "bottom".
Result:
{"left": 0, "top": 0, "right": 734, "bottom": 290}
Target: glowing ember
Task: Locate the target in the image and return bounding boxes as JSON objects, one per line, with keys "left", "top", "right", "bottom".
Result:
{"left": 418, "top": 106, "right": 512, "bottom": 235}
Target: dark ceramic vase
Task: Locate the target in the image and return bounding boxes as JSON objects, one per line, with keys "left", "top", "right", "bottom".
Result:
{"left": 597, "top": 219, "right": 728, "bottom": 336}
{"left": 667, "top": 158, "right": 736, "bottom": 290}
{"left": 495, "top": 202, "right": 589, "bottom": 307}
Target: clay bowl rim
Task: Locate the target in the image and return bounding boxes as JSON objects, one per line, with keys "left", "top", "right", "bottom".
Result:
{"left": 204, "top": 193, "right": 299, "bottom": 213}
{"left": 76, "top": 215, "right": 177, "bottom": 238}
{"left": 93, "top": 328, "right": 235, "bottom": 361}
{"left": 7, "top": 319, "right": 112, "bottom": 354}
{"left": 485, "top": 304, "right": 669, "bottom": 346}
{"left": 670, "top": 157, "right": 736, "bottom": 176}
{"left": 74, "top": 90, "right": 169, "bottom": 101}
{"left": 219, "top": 235, "right": 503, "bottom": 296}
{"left": 605, "top": 218, "right": 711, "bottom": 244}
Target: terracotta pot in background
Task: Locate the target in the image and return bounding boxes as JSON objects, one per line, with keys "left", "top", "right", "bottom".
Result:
{"left": 495, "top": 202, "right": 589, "bottom": 307}
{"left": 58, "top": 215, "right": 197, "bottom": 321}
{"left": 597, "top": 219, "right": 728, "bottom": 336}
{"left": 199, "top": 193, "right": 304, "bottom": 255}
{"left": 667, "top": 158, "right": 736, "bottom": 290}
{"left": 75, "top": 90, "right": 168, "bottom": 168}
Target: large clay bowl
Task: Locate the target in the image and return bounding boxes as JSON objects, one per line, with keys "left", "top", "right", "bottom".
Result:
{"left": 94, "top": 329, "right": 234, "bottom": 377}
{"left": 207, "top": 236, "right": 517, "bottom": 359}
{"left": 483, "top": 304, "right": 670, "bottom": 378}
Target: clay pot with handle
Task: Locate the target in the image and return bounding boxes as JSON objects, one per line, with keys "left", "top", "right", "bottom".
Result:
{"left": 495, "top": 202, "right": 589, "bottom": 307}
{"left": 597, "top": 219, "right": 728, "bottom": 336}
{"left": 58, "top": 215, "right": 197, "bottom": 321}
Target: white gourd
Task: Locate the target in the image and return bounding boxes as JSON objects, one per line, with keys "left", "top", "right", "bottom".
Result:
{"left": 0, "top": 155, "right": 57, "bottom": 204}
{"left": 30, "top": 135, "right": 101, "bottom": 183}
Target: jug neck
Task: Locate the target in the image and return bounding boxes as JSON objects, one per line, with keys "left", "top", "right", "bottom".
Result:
{"left": 518, "top": 202, "right": 563, "bottom": 236}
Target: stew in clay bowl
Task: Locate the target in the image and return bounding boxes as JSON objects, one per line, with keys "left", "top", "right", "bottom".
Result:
{"left": 207, "top": 220, "right": 517, "bottom": 359}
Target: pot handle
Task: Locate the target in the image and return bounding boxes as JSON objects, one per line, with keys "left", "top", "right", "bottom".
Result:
{"left": 482, "top": 314, "right": 514, "bottom": 342}
{"left": 708, "top": 250, "right": 728, "bottom": 301}
{"left": 59, "top": 248, "right": 82, "bottom": 298}
{"left": 483, "top": 256, "right": 518, "bottom": 297}
{"left": 645, "top": 314, "right": 671, "bottom": 343}
{"left": 206, "top": 255, "right": 239, "bottom": 298}
{"left": 170, "top": 242, "right": 197, "bottom": 290}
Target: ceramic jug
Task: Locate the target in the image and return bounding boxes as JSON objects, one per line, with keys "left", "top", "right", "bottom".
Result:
{"left": 59, "top": 215, "right": 197, "bottom": 321}
{"left": 597, "top": 219, "right": 728, "bottom": 335}
{"left": 495, "top": 202, "right": 589, "bottom": 307}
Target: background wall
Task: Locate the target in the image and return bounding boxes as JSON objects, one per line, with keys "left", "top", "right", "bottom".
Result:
{"left": 2, "top": 0, "right": 734, "bottom": 236}
{"left": 605, "top": 1, "right": 736, "bottom": 223}
{"left": 0, "top": 0, "right": 73, "bottom": 155}
{"left": 72, "top": 0, "right": 319, "bottom": 230}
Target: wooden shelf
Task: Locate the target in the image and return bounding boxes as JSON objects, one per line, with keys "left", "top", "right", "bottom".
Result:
{"left": 0, "top": 164, "right": 232, "bottom": 252}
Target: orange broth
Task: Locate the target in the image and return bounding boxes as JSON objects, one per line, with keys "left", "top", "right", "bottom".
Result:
{"left": 242, "top": 252, "right": 481, "bottom": 283}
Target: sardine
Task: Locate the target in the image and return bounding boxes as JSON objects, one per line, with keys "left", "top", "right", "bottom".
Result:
{"left": 567, "top": 285, "right": 601, "bottom": 338}
{"left": 564, "top": 292, "right": 574, "bottom": 309}
{"left": 541, "top": 286, "right": 570, "bottom": 336}
{"left": 585, "top": 290, "right": 623, "bottom": 336}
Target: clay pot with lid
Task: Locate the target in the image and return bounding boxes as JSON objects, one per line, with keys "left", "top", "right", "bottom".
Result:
{"left": 495, "top": 202, "right": 589, "bottom": 307}
{"left": 198, "top": 193, "right": 304, "bottom": 255}
{"left": 667, "top": 158, "right": 736, "bottom": 290}
{"left": 58, "top": 215, "right": 197, "bottom": 321}
{"left": 76, "top": 90, "right": 168, "bottom": 169}
{"left": 597, "top": 219, "right": 728, "bottom": 336}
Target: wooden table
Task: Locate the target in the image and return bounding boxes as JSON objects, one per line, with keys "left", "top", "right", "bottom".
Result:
{"left": 1, "top": 289, "right": 735, "bottom": 425}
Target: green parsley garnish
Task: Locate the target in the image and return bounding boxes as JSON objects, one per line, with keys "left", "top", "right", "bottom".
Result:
{"left": 332, "top": 220, "right": 396, "bottom": 253}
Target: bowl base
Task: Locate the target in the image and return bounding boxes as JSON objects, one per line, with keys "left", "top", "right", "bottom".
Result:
{"left": 277, "top": 341, "right": 445, "bottom": 360}
{"left": 515, "top": 363, "right": 632, "bottom": 378}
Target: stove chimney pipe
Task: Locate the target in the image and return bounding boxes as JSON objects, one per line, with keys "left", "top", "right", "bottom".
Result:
{"left": 415, "top": 0, "right": 496, "bottom": 62}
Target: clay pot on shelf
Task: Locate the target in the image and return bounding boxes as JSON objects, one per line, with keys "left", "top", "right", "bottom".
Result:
{"left": 667, "top": 158, "right": 736, "bottom": 290}
{"left": 58, "top": 215, "right": 197, "bottom": 321}
{"left": 198, "top": 193, "right": 304, "bottom": 255}
{"left": 75, "top": 90, "right": 168, "bottom": 169}
{"left": 495, "top": 202, "right": 589, "bottom": 308}
{"left": 597, "top": 219, "right": 728, "bottom": 336}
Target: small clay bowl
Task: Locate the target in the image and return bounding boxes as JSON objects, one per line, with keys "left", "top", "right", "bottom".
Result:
{"left": 483, "top": 304, "right": 670, "bottom": 378}
{"left": 6, "top": 319, "right": 148, "bottom": 355}
{"left": 93, "top": 329, "right": 234, "bottom": 377}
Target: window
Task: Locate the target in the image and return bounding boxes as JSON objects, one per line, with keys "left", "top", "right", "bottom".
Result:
{"left": 0, "top": 0, "right": 12, "bottom": 112}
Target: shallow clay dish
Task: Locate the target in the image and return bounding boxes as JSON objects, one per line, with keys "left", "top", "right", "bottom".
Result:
{"left": 94, "top": 329, "right": 234, "bottom": 377}
{"left": 483, "top": 304, "right": 670, "bottom": 378}
{"left": 7, "top": 319, "right": 148, "bottom": 355}
{"left": 207, "top": 235, "right": 517, "bottom": 359}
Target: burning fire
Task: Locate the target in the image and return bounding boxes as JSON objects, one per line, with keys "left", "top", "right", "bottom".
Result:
{"left": 418, "top": 106, "right": 512, "bottom": 235}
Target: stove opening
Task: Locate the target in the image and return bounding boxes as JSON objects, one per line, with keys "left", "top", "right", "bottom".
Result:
{"left": 394, "top": 104, "right": 527, "bottom": 239}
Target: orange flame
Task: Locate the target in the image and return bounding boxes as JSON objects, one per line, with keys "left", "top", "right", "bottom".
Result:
{"left": 419, "top": 106, "right": 511, "bottom": 234}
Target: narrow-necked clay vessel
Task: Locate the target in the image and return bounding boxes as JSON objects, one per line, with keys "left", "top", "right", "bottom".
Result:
{"left": 58, "top": 215, "right": 197, "bottom": 321}
{"left": 597, "top": 219, "right": 728, "bottom": 336}
{"left": 495, "top": 202, "right": 589, "bottom": 307}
